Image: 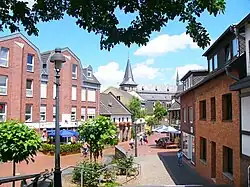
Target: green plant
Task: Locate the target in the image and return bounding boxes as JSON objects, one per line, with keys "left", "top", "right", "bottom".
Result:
{"left": 127, "top": 97, "right": 145, "bottom": 122}
{"left": 78, "top": 116, "right": 118, "bottom": 162}
{"left": 40, "top": 143, "right": 82, "bottom": 155}
{"left": 154, "top": 101, "right": 168, "bottom": 122}
{"left": 102, "top": 181, "right": 121, "bottom": 187}
{"left": 72, "top": 161, "right": 103, "bottom": 187}
{"left": 115, "top": 156, "right": 134, "bottom": 175}
{"left": 1, "top": 1, "right": 225, "bottom": 50}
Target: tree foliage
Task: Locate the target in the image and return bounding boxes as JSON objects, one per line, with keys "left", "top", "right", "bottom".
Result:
{"left": 153, "top": 101, "right": 167, "bottom": 122}
{"left": 127, "top": 97, "right": 145, "bottom": 122}
{"left": 0, "top": 0, "right": 226, "bottom": 50}
{"left": 0, "top": 120, "right": 41, "bottom": 163}
{"left": 78, "top": 116, "right": 118, "bottom": 162}
{"left": 145, "top": 115, "right": 158, "bottom": 127}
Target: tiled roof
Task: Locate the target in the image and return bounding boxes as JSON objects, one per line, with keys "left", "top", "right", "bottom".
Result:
{"left": 120, "top": 59, "right": 137, "bottom": 86}
{"left": 100, "top": 93, "right": 131, "bottom": 115}
{"left": 137, "top": 84, "right": 177, "bottom": 93}
{"left": 139, "top": 93, "right": 172, "bottom": 101}
{"left": 168, "top": 101, "right": 181, "bottom": 111}
{"left": 82, "top": 65, "right": 100, "bottom": 85}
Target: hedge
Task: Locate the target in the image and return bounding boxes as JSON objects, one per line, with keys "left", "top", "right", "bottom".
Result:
{"left": 40, "top": 143, "right": 82, "bottom": 155}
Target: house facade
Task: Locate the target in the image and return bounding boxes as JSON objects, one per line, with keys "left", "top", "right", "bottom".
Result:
{"left": 0, "top": 34, "right": 41, "bottom": 124}
{"left": 229, "top": 13, "right": 250, "bottom": 187}
{"left": 100, "top": 92, "right": 132, "bottom": 142}
{"left": 0, "top": 33, "right": 101, "bottom": 131}
{"left": 179, "top": 70, "right": 208, "bottom": 165}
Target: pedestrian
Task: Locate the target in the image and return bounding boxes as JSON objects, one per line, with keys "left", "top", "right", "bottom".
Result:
{"left": 129, "top": 138, "right": 134, "bottom": 149}
{"left": 177, "top": 149, "right": 183, "bottom": 166}
{"left": 139, "top": 134, "right": 143, "bottom": 145}
{"left": 143, "top": 133, "right": 148, "bottom": 144}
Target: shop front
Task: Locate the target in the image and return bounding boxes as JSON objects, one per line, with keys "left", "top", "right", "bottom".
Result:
{"left": 182, "top": 131, "right": 195, "bottom": 164}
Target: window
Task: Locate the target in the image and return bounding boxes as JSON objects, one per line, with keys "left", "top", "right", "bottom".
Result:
{"left": 209, "top": 58, "right": 213, "bottom": 72}
{"left": 53, "top": 84, "right": 56, "bottom": 99}
{"left": 222, "top": 93, "right": 232, "bottom": 121}
{"left": 87, "top": 108, "right": 95, "bottom": 119}
{"left": 0, "top": 47, "right": 9, "bottom": 67}
{"left": 26, "top": 79, "right": 33, "bottom": 97}
{"left": 40, "top": 105, "right": 46, "bottom": 122}
{"left": 87, "top": 71, "right": 92, "bottom": 77}
{"left": 211, "top": 97, "right": 216, "bottom": 121}
{"left": 41, "top": 82, "right": 47, "bottom": 98}
{"left": 0, "top": 75, "right": 8, "bottom": 95}
{"left": 122, "top": 117, "right": 124, "bottom": 122}
{"left": 72, "top": 86, "right": 77, "bottom": 100}
{"left": 72, "top": 64, "right": 77, "bottom": 79}
{"left": 87, "top": 89, "right": 96, "bottom": 102}
{"left": 53, "top": 106, "right": 56, "bottom": 121}
{"left": 81, "top": 88, "right": 86, "bottom": 101}
{"left": 188, "top": 106, "right": 193, "bottom": 123}
{"left": 117, "top": 96, "right": 121, "bottom": 101}
{"left": 200, "top": 137, "right": 207, "bottom": 161}
{"left": 183, "top": 108, "right": 187, "bottom": 122}
{"left": 27, "top": 54, "right": 34, "bottom": 72}
{"left": 0, "top": 103, "right": 7, "bottom": 122}
{"left": 113, "top": 118, "right": 116, "bottom": 122}
{"left": 225, "top": 45, "right": 231, "bottom": 63}
{"left": 127, "top": 117, "right": 129, "bottom": 122}
{"left": 223, "top": 146, "right": 233, "bottom": 175}
{"left": 213, "top": 55, "right": 218, "bottom": 70}
{"left": 25, "top": 104, "right": 32, "bottom": 122}
{"left": 232, "top": 38, "right": 238, "bottom": 57}
{"left": 71, "top": 107, "right": 77, "bottom": 121}
{"left": 199, "top": 100, "right": 206, "bottom": 120}
{"left": 81, "top": 108, "right": 85, "bottom": 121}
{"left": 186, "top": 78, "right": 190, "bottom": 89}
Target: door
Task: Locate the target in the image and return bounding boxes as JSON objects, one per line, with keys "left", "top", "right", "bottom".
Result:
{"left": 211, "top": 141, "right": 216, "bottom": 179}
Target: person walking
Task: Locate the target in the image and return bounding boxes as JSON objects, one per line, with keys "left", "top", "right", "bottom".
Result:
{"left": 177, "top": 149, "right": 183, "bottom": 166}
{"left": 129, "top": 138, "right": 134, "bottom": 149}
{"left": 143, "top": 133, "right": 148, "bottom": 144}
{"left": 139, "top": 134, "right": 143, "bottom": 145}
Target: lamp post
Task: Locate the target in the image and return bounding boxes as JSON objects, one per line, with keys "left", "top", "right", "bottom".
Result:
{"left": 133, "top": 122, "right": 138, "bottom": 157}
{"left": 50, "top": 48, "right": 66, "bottom": 187}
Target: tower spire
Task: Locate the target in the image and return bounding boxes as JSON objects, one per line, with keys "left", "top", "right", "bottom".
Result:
{"left": 176, "top": 69, "right": 179, "bottom": 86}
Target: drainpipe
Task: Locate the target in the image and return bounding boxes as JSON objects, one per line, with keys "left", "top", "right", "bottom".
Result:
{"left": 225, "top": 65, "right": 240, "bottom": 81}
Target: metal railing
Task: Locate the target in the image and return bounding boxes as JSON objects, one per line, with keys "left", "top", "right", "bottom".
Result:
{"left": 0, "top": 170, "right": 51, "bottom": 187}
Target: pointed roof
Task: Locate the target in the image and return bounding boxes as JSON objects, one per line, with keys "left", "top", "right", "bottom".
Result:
{"left": 120, "top": 58, "right": 137, "bottom": 86}
{"left": 176, "top": 70, "right": 179, "bottom": 86}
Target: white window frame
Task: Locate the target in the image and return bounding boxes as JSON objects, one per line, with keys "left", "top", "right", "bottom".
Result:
{"left": 25, "top": 104, "right": 32, "bottom": 122}
{"left": 232, "top": 38, "right": 238, "bottom": 57}
{"left": 40, "top": 105, "right": 46, "bottom": 122}
{"left": 81, "top": 88, "right": 86, "bottom": 101}
{"left": 72, "top": 86, "right": 77, "bottom": 101}
{"left": 183, "top": 108, "right": 187, "bottom": 123}
{"left": 53, "top": 84, "right": 56, "bottom": 99}
{"left": 72, "top": 64, "right": 77, "bottom": 79}
{"left": 81, "top": 107, "right": 85, "bottom": 121}
{"left": 26, "top": 79, "right": 33, "bottom": 97}
{"left": 87, "top": 108, "right": 95, "bottom": 119}
{"left": 213, "top": 54, "right": 218, "bottom": 70}
{"left": 40, "top": 82, "right": 47, "bottom": 98}
{"left": 27, "top": 54, "right": 34, "bottom": 72}
{"left": 0, "top": 47, "right": 9, "bottom": 67}
{"left": 0, "top": 75, "right": 8, "bottom": 95}
{"left": 87, "top": 89, "right": 96, "bottom": 102}
{"left": 71, "top": 107, "right": 77, "bottom": 121}
{"left": 87, "top": 71, "right": 92, "bottom": 77}
{"left": 53, "top": 106, "right": 56, "bottom": 121}
{"left": 0, "top": 103, "right": 7, "bottom": 122}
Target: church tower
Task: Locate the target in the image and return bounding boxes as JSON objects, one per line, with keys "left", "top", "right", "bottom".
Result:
{"left": 176, "top": 69, "right": 180, "bottom": 86}
{"left": 120, "top": 58, "right": 137, "bottom": 91}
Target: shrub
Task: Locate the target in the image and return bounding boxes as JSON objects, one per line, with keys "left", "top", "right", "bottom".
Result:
{"left": 115, "top": 156, "right": 134, "bottom": 175}
{"left": 72, "top": 161, "right": 103, "bottom": 187}
{"left": 40, "top": 143, "right": 82, "bottom": 155}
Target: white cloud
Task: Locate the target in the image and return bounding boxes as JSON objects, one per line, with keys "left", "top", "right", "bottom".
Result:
{"left": 134, "top": 32, "right": 199, "bottom": 57}
{"left": 172, "top": 64, "right": 206, "bottom": 81}
{"left": 95, "top": 59, "right": 165, "bottom": 91}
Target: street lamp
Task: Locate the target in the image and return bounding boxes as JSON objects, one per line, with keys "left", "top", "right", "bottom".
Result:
{"left": 50, "top": 48, "right": 66, "bottom": 187}
{"left": 133, "top": 118, "right": 146, "bottom": 157}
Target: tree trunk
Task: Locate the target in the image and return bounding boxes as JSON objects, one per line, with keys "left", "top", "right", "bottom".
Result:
{"left": 12, "top": 161, "right": 15, "bottom": 187}
{"left": 89, "top": 149, "right": 92, "bottom": 162}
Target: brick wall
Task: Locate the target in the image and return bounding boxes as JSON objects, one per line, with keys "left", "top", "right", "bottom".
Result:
{"left": 0, "top": 36, "right": 40, "bottom": 123}
{"left": 195, "top": 73, "right": 241, "bottom": 187}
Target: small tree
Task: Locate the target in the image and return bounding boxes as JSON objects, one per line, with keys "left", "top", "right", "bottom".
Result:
{"left": 0, "top": 120, "right": 41, "bottom": 184}
{"left": 127, "top": 97, "right": 145, "bottom": 122}
{"left": 78, "top": 116, "right": 118, "bottom": 162}
{"left": 145, "top": 115, "right": 158, "bottom": 131}
{"left": 154, "top": 101, "right": 167, "bottom": 123}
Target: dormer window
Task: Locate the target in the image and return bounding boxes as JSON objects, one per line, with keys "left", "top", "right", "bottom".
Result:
{"left": 87, "top": 71, "right": 92, "bottom": 77}
{"left": 232, "top": 38, "right": 238, "bottom": 57}
{"left": 155, "top": 87, "right": 158, "bottom": 91}
{"left": 208, "top": 54, "right": 218, "bottom": 72}
{"left": 142, "top": 86, "right": 144, "bottom": 91}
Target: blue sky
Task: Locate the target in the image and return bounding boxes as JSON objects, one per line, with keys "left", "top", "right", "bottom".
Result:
{"left": 1, "top": 0, "right": 250, "bottom": 90}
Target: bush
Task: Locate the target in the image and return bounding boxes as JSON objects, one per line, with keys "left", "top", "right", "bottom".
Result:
{"left": 115, "top": 156, "right": 134, "bottom": 175}
{"left": 72, "top": 161, "right": 103, "bottom": 187}
{"left": 40, "top": 143, "right": 82, "bottom": 155}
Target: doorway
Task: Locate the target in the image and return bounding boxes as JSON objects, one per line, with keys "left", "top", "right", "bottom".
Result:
{"left": 211, "top": 141, "right": 216, "bottom": 179}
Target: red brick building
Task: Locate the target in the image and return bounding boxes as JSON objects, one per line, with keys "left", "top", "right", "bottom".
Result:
{"left": 0, "top": 33, "right": 41, "bottom": 124}
{"left": 179, "top": 70, "right": 208, "bottom": 165}
{"left": 0, "top": 34, "right": 101, "bottom": 131}
{"left": 180, "top": 23, "right": 247, "bottom": 186}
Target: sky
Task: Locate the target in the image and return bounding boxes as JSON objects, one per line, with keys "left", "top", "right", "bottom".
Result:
{"left": 1, "top": 0, "right": 250, "bottom": 90}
